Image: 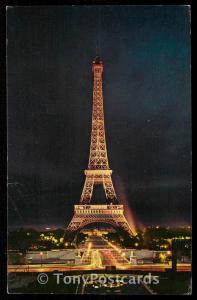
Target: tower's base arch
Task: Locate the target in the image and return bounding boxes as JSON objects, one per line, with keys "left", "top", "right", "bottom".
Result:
{"left": 66, "top": 204, "right": 135, "bottom": 236}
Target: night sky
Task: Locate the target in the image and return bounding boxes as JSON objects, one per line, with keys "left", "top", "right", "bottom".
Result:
{"left": 7, "top": 5, "right": 191, "bottom": 229}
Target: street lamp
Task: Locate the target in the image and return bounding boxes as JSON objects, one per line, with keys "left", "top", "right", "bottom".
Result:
{"left": 40, "top": 252, "right": 43, "bottom": 267}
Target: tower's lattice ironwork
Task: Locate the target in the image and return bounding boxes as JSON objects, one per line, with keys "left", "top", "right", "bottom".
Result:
{"left": 80, "top": 56, "right": 117, "bottom": 204}
{"left": 67, "top": 56, "right": 134, "bottom": 235}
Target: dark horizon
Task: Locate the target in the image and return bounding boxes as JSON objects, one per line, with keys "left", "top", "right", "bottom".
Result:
{"left": 7, "top": 6, "right": 191, "bottom": 229}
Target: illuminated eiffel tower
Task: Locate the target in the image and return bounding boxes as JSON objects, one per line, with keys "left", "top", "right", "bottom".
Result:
{"left": 67, "top": 55, "right": 134, "bottom": 235}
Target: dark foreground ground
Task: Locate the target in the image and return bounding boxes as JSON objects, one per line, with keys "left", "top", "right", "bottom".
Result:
{"left": 8, "top": 271, "right": 191, "bottom": 295}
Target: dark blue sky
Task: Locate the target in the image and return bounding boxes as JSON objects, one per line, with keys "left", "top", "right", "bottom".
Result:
{"left": 7, "top": 5, "right": 191, "bottom": 229}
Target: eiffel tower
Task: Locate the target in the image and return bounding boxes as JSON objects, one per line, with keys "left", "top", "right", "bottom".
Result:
{"left": 67, "top": 55, "right": 134, "bottom": 235}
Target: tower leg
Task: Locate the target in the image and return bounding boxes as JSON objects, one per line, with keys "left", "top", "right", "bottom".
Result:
{"left": 80, "top": 175, "right": 94, "bottom": 204}
{"left": 103, "top": 175, "right": 117, "bottom": 203}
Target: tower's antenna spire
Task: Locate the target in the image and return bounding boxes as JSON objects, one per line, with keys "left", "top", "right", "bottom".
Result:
{"left": 95, "top": 6, "right": 101, "bottom": 56}
{"left": 96, "top": 46, "right": 99, "bottom": 56}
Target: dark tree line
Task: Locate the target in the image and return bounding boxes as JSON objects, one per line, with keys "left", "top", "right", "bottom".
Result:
{"left": 8, "top": 226, "right": 191, "bottom": 252}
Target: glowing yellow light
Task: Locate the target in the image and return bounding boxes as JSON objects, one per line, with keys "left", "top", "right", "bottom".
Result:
{"left": 86, "top": 242, "right": 92, "bottom": 256}
{"left": 159, "top": 253, "right": 166, "bottom": 263}
{"left": 91, "top": 250, "right": 102, "bottom": 268}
